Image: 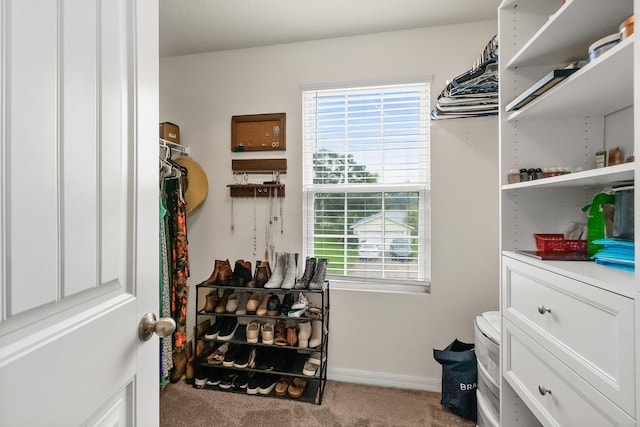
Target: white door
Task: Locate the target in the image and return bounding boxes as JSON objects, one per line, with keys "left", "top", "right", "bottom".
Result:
{"left": 0, "top": 1, "right": 159, "bottom": 425}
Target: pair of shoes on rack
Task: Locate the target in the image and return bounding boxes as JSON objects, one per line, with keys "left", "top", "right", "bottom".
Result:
{"left": 264, "top": 252, "right": 299, "bottom": 289}
{"left": 201, "top": 259, "right": 253, "bottom": 287}
{"left": 204, "top": 317, "right": 238, "bottom": 341}
{"left": 273, "top": 320, "right": 299, "bottom": 347}
{"left": 221, "top": 290, "right": 251, "bottom": 314}
{"left": 245, "top": 321, "right": 279, "bottom": 346}
{"left": 222, "top": 345, "right": 256, "bottom": 369}
{"left": 245, "top": 372, "right": 279, "bottom": 395}
{"left": 295, "top": 258, "right": 329, "bottom": 290}
{"left": 194, "top": 366, "right": 223, "bottom": 388}
{"left": 200, "top": 259, "right": 233, "bottom": 286}
{"left": 273, "top": 377, "right": 307, "bottom": 399}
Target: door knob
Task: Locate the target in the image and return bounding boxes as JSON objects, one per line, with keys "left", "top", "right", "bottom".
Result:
{"left": 138, "top": 313, "right": 176, "bottom": 341}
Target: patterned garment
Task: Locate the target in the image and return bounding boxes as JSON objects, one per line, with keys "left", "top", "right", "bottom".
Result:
{"left": 165, "top": 177, "right": 190, "bottom": 351}
{"left": 160, "top": 196, "right": 173, "bottom": 382}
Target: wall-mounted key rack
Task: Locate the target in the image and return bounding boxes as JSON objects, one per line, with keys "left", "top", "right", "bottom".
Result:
{"left": 228, "top": 158, "right": 286, "bottom": 198}
{"left": 227, "top": 183, "right": 285, "bottom": 198}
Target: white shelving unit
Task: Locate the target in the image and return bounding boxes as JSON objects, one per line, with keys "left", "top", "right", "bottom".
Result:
{"left": 498, "top": 0, "right": 638, "bottom": 426}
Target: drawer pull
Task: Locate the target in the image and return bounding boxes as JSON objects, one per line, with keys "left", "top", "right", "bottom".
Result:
{"left": 538, "top": 385, "right": 552, "bottom": 396}
{"left": 537, "top": 305, "right": 552, "bottom": 314}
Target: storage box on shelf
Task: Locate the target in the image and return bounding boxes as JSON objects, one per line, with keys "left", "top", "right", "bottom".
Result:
{"left": 499, "top": 0, "right": 636, "bottom": 426}
{"left": 193, "top": 282, "right": 330, "bottom": 405}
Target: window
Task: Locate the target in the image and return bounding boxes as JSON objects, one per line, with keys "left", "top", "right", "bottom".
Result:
{"left": 302, "top": 82, "right": 430, "bottom": 292}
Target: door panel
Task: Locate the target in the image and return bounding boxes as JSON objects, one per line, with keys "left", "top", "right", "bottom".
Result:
{"left": 62, "top": 0, "right": 99, "bottom": 298}
{"left": 6, "top": 0, "right": 59, "bottom": 315}
{"left": 0, "top": 0, "right": 158, "bottom": 425}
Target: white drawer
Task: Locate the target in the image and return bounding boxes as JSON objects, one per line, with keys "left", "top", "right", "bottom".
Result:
{"left": 478, "top": 362, "right": 499, "bottom": 420}
{"left": 503, "top": 320, "right": 635, "bottom": 427}
{"left": 475, "top": 319, "right": 500, "bottom": 387}
{"left": 502, "top": 256, "right": 635, "bottom": 415}
{"left": 477, "top": 391, "right": 500, "bottom": 427}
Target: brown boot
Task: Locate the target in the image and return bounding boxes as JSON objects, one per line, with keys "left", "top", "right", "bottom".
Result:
{"left": 170, "top": 350, "right": 187, "bottom": 383}
{"left": 196, "top": 340, "right": 211, "bottom": 360}
{"left": 185, "top": 340, "right": 195, "bottom": 384}
{"left": 200, "top": 260, "right": 222, "bottom": 285}
{"left": 287, "top": 326, "right": 298, "bottom": 347}
{"left": 203, "top": 290, "right": 218, "bottom": 313}
{"left": 274, "top": 320, "right": 288, "bottom": 346}
{"left": 216, "top": 259, "right": 233, "bottom": 284}
{"left": 246, "top": 262, "right": 261, "bottom": 288}
{"left": 255, "top": 262, "right": 271, "bottom": 288}
{"left": 196, "top": 319, "right": 211, "bottom": 339}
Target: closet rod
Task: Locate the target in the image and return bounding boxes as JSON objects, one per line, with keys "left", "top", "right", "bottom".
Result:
{"left": 160, "top": 138, "right": 190, "bottom": 156}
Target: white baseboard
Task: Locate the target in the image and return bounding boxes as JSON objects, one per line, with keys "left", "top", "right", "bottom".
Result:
{"left": 327, "top": 367, "right": 441, "bottom": 392}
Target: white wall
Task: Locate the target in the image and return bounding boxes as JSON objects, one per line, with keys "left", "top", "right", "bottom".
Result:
{"left": 160, "top": 20, "right": 499, "bottom": 390}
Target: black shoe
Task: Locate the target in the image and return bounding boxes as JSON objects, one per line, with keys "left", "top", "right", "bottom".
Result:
{"left": 204, "top": 321, "right": 222, "bottom": 340}
{"left": 274, "top": 349, "right": 296, "bottom": 372}
{"left": 219, "top": 371, "right": 237, "bottom": 390}
{"left": 233, "top": 346, "right": 252, "bottom": 368}
{"left": 217, "top": 317, "right": 238, "bottom": 341}
{"left": 205, "top": 369, "right": 222, "bottom": 387}
{"left": 280, "top": 292, "right": 294, "bottom": 315}
{"left": 266, "top": 294, "right": 281, "bottom": 316}
{"left": 234, "top": 372, "right": 251, "bottom": 389}
{"left": 222, "top": 344, "right": 239, "bottom": 367}
{"left": 258, "top": 374, "right": 278, "bottom": 394}
{"left": 255, "top": 347, "right": 276, "bottom": 371}
{"left": 194, "top": 365, "right": 207, "bottom": 389}
{"left": 247, "top": 374, "right": 261, "bottom": 395}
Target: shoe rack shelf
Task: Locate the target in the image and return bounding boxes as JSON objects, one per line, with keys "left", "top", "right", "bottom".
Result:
{"left": 193, "top": 283, "right": 330, "bottom": 405}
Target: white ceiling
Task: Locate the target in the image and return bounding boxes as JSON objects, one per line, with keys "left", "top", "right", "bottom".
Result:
{"left": 159, "top": 0, "right": 500, "bottom": 57}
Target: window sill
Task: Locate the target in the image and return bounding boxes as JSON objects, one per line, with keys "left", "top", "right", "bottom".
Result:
{"left": 327, "top": 276, "right": 430, "bottom": 295}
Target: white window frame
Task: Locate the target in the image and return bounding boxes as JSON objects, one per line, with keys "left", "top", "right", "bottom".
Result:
{"left": 301, "top": 80, "right": 431, "bottom": 293}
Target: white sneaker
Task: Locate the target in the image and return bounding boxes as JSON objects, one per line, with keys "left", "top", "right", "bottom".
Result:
{"left": 291, "top": 292, "right": 308, "bottom": 310}
{"left": 288, "top": 306, "right": 308, "bottom": 318}
{"left": 246, "top": 321, "right": 260, "bottom": 343}
{"left": 302, "top": 360, "right": 319, "bottom": 376}
{"left": 261, "top": 322, "right": 274, "bottom": 345}
{"left": 308, "top": 351, "right": 326, "bottom": 365}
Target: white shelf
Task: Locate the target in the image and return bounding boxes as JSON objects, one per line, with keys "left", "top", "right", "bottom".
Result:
{"left": 507, "top": 0, "right": 634, "bottom": 69}
{"left": 502, "top": 163, "right": 634, "bottom": 190}
{"left": 505, "top": 35, "right": 634, "bottom": 121}
{"left": 503, "top": 251, "right": 635, "bottom": 299}
{"left": 160, "top": 138, "right": 190, "bottom": 156}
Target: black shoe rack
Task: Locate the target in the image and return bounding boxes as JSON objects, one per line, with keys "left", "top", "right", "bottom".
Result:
{"left": 193, "top": 282, "right": 330, "bottom": 405}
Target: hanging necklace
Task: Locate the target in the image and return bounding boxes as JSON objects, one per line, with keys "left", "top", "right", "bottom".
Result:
{"left": 230, "top": 197, "right": 235, "bottom": 232}
{"left": 280, "top": 191, "right": 284, "bottom": 234}
{"left": 253, "top": 188, "right": 257, "bottom": 256}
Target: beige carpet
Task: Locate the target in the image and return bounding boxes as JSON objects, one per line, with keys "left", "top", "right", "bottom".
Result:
{"left": 160, "top": 380, "right": 475, "bottom": 427}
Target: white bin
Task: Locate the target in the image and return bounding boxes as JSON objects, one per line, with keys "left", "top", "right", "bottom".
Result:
{"left": 475, "top": 311, "right": 500, "bottom": 427}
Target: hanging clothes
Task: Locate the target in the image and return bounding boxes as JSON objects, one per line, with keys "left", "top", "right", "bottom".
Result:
{"left": 165, "top": 175, "right": 190, "bottom": 351}
{"left": 159, "top": 188, "right": 173, "bottom": 383}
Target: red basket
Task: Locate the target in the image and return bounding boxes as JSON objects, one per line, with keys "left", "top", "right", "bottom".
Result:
{"left": 534, "top": 234, "right": 587, "bottom": 252}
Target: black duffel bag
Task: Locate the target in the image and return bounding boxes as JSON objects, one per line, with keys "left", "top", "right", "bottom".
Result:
{"left": 433, "top": 339, "right": 477, "bottom": 421}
